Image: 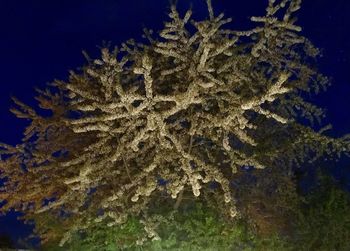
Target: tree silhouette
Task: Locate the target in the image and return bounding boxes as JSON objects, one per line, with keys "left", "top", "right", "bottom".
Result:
{"left": 0, "top": 234, "right": 14, "bottom": 249}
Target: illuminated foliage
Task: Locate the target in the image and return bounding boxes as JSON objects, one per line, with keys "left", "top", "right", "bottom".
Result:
{"left": 0, "top": 0, "right": 349, "bottom": 248}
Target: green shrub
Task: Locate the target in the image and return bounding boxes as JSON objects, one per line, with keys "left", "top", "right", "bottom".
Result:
{"left": 293, "top": 175, "right": 350, "bottom": 251}
{"left": 43, "top": 201, "right": 292, "bottom": 251}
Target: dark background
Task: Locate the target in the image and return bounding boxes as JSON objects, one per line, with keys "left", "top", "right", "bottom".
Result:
{"left": 0, "top": 0, "right": 349, "bottom": 248}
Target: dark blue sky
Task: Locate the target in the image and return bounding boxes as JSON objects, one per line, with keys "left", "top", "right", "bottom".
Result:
{"left": 0, "top": 0, "right": 349, "bottom": 247}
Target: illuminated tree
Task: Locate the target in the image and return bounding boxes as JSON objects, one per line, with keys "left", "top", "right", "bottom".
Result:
{"left": 0, "top": 0, "right": 349, "bottom": 247}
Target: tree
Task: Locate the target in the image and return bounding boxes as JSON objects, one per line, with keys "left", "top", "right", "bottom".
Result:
{"left": 0, "top": 0, "right": 349, "bottom": 248}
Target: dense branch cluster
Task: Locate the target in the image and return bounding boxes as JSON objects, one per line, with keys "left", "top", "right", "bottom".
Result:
{"left": 0, "top": 0, "right": 349, "bottom": 246}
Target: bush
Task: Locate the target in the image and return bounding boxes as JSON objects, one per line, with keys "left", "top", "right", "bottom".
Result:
{"left": 293, "top": 174, "right": 350, "bottom": 251}
{"left": 44, "top": 201, "right": 292, "bottom": 251}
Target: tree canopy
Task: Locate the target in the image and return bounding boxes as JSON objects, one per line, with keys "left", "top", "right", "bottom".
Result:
{"left": 0, "top": 0, "right": 349, "bottom": 248}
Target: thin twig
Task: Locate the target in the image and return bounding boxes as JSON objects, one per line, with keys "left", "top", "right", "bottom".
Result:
{"left": 207, "top": 0, "right": 214, "bottom": 20}
{"left": 174, "top": 108, "right": 194, "bottom": 210}
{"left": 122, "top": 155, "right": 133, "bottom": 183}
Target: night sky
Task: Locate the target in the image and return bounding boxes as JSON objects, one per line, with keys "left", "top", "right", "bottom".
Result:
{"left": 0, "top": 0, "right": 349, "bottom": 248}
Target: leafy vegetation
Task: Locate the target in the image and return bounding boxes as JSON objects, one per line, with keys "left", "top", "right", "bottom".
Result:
{"left": 37, "top": 170, "right": 350, "bottom": 251}
{"left": 42, "top": 201, "right": 290, "bottom": 251}
{"left": 293, "top": 173, "right": 350, "bottom": 251}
